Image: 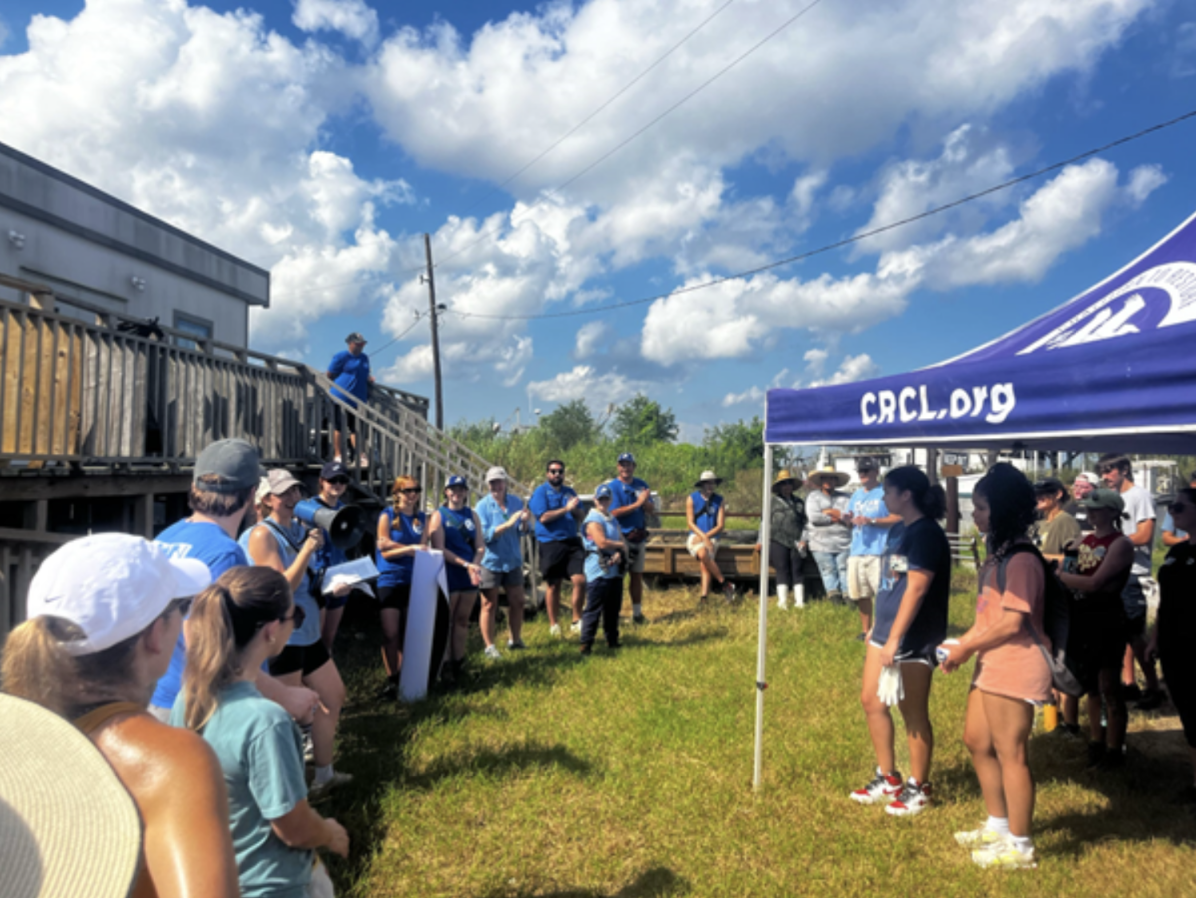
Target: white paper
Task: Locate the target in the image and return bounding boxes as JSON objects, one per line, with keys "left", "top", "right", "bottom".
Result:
{"left": 400, "top": 550, "right": 449, "bottom": 703}
{"left": 320, "top": 556, "right": 379, "bottom": 593}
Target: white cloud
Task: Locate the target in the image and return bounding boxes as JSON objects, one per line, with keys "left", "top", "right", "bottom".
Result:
{"left": 802, "top": 348, "right": 829, "bottom": 378}
{"left": 790, "top": 171, "right": 827, "bottom": 232}
{"left": 0, "top": 0, "right": 409, "bottom": 351}
{"left": 1125, "top": 164, "right": 1168, "bottom": 206}
{"left": 365, "top": 0, "right": 1151, "bottom": 205}
{"left": 574, "top": 321, "right": 612, "bottom": 359}
{"left": 1172, "top": 22, "right": 1196, "bottom": 77}
{"left": 293, "top": 0, "right": 379, "bottom": 46}
{"left": 806, "top": 353, "right": 880, "bottom": 388}
{"left": 527, "top": 365, "right": 651, "bottom": 410}
{"left": 722, "top": 386, "right": 764, "bottom": 408}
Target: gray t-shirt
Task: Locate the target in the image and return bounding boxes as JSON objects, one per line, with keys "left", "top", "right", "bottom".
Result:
{"left": 806, "top": 490, "right": 852, "bottom": 554}
{"left": 1120, "top": 484, "right": 1156, "bottom": 577}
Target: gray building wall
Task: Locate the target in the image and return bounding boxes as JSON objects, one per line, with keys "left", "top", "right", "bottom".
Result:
{"left": 0, "top": 141, "right": 268, "bottom": 347}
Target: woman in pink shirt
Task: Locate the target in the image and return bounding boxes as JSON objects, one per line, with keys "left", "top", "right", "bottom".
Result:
{"left": 941, "top": 463, "right": 1049, "bottom": 870}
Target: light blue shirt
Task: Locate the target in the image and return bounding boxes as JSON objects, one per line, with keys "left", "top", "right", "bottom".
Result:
{"left": 171, "top": 681, "right": 311, "bottom": 898}
{"left": 847, "top": 486, "right": 890, "bottom": 556}
{"left": 583, "top": 509, "right": 623, "bottom": 582}
{"left": 476, "top": 493, "right": 525, "bottom": 572}
{"left": 238, "top": 520, "right": 321, "bottom": 648}
{"left": 1162, "top": 511, "right": 1188, "bottom": 542}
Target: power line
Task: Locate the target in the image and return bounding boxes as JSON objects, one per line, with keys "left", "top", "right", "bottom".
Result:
{"left": 364, "top": 311, "right": 429, "bottom": 361}
{"left": 448, "top": 106, "right": 1196, "bottom": 322}
{"left": 431, "top": 0, "right": 830, "bottom": 271}
{"left": 446, "top": 0, "right": 740, "bottom": 225}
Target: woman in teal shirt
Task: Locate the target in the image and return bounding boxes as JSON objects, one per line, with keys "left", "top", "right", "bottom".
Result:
{"left": 174, "top": 566, "right": 349, "bottom": 898}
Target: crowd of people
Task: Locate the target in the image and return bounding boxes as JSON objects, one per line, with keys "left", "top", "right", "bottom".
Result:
{"left": 3, "top": 432, "right": 1192, "bottom": 888}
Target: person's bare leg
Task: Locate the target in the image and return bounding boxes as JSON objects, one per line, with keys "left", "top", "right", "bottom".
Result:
{"left": 963, "top": 687, "right": 1006, "bottom": 819}
{"left": 506, "top": 585, "right": 526, "bottom": 643}
{"left": 1061, "top": 692, "right": 1079, "bottom": 727}
{"left": 545, "top": 581, "right": 561, "bottom": 627}
{"left": 897, "top": 662, "right": 934, "bottom": 784}
{"left": 332, "top": 429, "right": 344, "bottom": 460}
{"left": 570, "top": 573, "right": 586, "bottom": 624}
{"left": 447, "top": 592, "right": 475, "bottom": 663}
{"left": 1130, "top": 635, "right": 1160, "bottom": 691}
{"left": 698, "top": 551, "right": 711, "bottom": 597}
{"left": 481, "top": 589, "right": 499, "bottom": 648}
{"left": 1122, "top": 644, "right": 1137, "bottom": 689}
{"left": 983, "top": 691, "right": 1035, "bottom": 838}
{"left": 1101, "top": 669, "right": 1127, "bottom": 751}
{"left": 629, "top": 571, "right": 643, "bottom": 615}
{"left": 321, "top": 606, "right": 345, "bottom": 653}
{"left": 1085, "top": 691, "right": 1104, "bottom": 743}
{"left": 304, "top": 659, "right": 345, "bottom": 769}
{"left": 856, "top": 596, "right": 873, "bottom": 636}
{"left": 860, "top": 645, "right": 897, "bottom": 774}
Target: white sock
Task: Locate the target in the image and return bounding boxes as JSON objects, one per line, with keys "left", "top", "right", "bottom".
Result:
{"left": 987, "top": 816, "right": 1010, "bottom": 835}
{"left": 314, "top": 764, "right": 334, "bottom": 785}
{"left": 633, "top": 603, "right": 642, "bottom": 614}
{"left": 793, "top": 583, "right": 805, "bottom": 607}
{"left": 1010, "top": 835, "right": 1033, "bottom": 852}
{"left": 777, "top": 585, "right": 790, "bottom": 607}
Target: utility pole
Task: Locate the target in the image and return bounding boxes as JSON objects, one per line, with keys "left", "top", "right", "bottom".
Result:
{"left": 423, "top": 233, "right": 444, "bottom": 430}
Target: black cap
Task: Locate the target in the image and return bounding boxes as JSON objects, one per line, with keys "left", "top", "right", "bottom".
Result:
{"left": 856, "top": 456, "right": 879, "bottom": 472}
{"left": 194, "top": 439, "right": 264, "bottom": 493}
{"left": 321, "top": 460, "right": 349, "bottom": 481}
{"left": 346, "top": 332, "right": 367, "bottom": 344}
{"left": 1033, "top": 477, "right": 1066, "bottom": 496}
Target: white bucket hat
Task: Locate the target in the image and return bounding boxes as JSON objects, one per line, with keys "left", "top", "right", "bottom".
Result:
{"left": 27, "top": 533, "right": 212, "bottom": 656}
{"left": 694, "top": 470, "right": 723, "bottom": 488}
{"left": 0, "top": 693, "right": 143, "bottom": 898}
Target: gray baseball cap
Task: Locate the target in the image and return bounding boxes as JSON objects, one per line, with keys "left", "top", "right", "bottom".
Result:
{"left": 193, "top": 439, "right": 264, "bottom": 493}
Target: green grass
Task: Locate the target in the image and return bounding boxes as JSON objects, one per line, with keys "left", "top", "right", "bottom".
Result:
{"left": 320, "top": 574, "right": 1195, "bottom": 897}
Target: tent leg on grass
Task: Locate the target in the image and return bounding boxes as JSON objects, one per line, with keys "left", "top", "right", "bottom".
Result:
{"left": 753, "top": 442, "right": 773, "bottom": 792}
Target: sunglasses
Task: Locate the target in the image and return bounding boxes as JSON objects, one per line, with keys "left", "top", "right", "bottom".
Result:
{"left": 280, "top": 605, "right": 307, "bottom": 629}
{"left": 168, "top": 597, "right": 193, "bottom": 618}
{"left": 399, "top": 487, "right": 423, "bottom": 494}
{"left": 547, "top": 468, "right": 564, "bottom": 474}
{"left": 327, "top": 478, "right": 350, "bottom": 486}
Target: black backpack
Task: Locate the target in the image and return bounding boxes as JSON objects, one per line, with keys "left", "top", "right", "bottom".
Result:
{"left": 993, "top": 543, "right": 1083, "bottom": 697}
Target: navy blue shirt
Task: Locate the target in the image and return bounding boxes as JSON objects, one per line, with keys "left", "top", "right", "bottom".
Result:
{"left": 529, "top": 483, "right": 580, "bottom": 542}
{"left": 691, "top": 491, "right": 723, "bottom": 534}
{"left": 376, "top": 508, "right": 426, "bottom": 587}
{"left": 608, "top": 476, "right": 650, "bottom": 534}
{"left": 870, "top": 517, "right": 951, "bottom": 657}
{"left": 438, "top": 504, "right": 479, "bottom": 593}
{"left": 328, "top": 349, "right": 371, "bottom": 408}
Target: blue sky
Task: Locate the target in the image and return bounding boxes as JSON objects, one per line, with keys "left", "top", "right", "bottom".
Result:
{"left": 1, "top": 0, "right": 1194, "bottom": 440}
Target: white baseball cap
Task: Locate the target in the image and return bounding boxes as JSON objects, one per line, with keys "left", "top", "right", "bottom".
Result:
{"left": 485, "top": 466, "right": 509, "bottom": 484}
{"left": 27, "top": 533, "right": 212, "bottom": 656}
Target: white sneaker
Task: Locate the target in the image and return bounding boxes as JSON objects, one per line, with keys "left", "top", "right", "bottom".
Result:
{"left": 971, "top": 837, "right": 1037, "bottom": 869}
{"left": 569, "top": 621, "right": 582, "bottom": 634}
{"left": 549, "top": 623, "right": 562, "bottom": 638}
{"left": 484, "top": 644, "right": 502, "bottom": 661}
{"left": 885, "top": 779, "right": 932, "bottom": 816}
{"left": 955, "top": 825, "right": 1005, "bottom": 848}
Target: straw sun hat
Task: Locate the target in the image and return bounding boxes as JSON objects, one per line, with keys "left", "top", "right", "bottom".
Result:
{"left": 0, "top": 694, "right": 142, "bottom": 898}
{"left": 771, "top": 469, "right": 803, "bottom": 492}
{"left": 806, "top": 467, "right": 851, "bottom": 489}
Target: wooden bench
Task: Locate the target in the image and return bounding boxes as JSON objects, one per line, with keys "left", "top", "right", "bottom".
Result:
{"left": 946, "top": 531, "right": 980, "bottom": 568}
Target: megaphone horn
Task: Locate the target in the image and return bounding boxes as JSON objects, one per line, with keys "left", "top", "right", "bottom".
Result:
{"left": 294, "top": 498, "right": 367, "bottom": 549}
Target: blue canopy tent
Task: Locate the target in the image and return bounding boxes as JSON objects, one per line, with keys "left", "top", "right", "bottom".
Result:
{"left": 752, "top": 210, "right": 1196, "bottom": 788}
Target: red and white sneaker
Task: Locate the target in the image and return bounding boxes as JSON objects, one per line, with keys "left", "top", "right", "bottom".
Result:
{"left": 885, "top": 778, "right": 932, "bottom": 816}
{"left": 850, "top": 769, "right": 904, "bottom": 804}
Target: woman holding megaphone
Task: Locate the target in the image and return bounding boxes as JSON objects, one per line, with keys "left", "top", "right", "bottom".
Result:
{"left": 242, "top": 469, "right": 352, "bottom": 798}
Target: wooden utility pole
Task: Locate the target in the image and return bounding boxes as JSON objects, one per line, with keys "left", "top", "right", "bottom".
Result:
{"left": 423, "top": 233, "right": 444, "bottom": 430}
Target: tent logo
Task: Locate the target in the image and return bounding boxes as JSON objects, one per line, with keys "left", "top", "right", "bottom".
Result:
{"left": 1017, "top": 262, "right": 1196, "bottom": 355}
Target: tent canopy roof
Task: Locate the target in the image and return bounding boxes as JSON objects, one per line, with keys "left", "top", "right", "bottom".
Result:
{"left": 765, "top": 211, "right": 1196, "bottom": 453}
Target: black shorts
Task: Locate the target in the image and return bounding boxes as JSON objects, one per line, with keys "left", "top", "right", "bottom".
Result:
{"left": 378, "top": 583, "right": 411, "bottom": 611}
{"left": 333, "top": 405, "right": 358, "bottom": 435}
{"left": 268, "top": 639, "right": 331, "bottom": 678}
{"left": 538, "top": 538, "right": 585, "bottom": 584}
{"left": 1070, "top": 605, "right": 1128, "bottom": 691}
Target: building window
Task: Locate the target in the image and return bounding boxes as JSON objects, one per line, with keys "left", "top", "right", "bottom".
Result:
{"left": 173, "top": 312, "right": 213, "bottom": 351}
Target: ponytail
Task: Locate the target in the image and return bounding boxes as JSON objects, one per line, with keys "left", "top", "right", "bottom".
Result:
{"left": 179, "top": 566, "right": 291, "bottom": 732}
{"left": 884, "top": 465, "right": 947, "bottom": 520}
{"left": 2, "top": 617, "right": 142, "bottom": 719}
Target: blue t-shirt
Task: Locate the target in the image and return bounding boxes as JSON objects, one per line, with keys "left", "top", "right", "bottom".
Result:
{"left": 438, "top": 504, "right": 479, "bottom": 593}
{"left": 376, "top": 507, "right": 426, "bottom": 588}
{"left": 327, "top": 349, "right": 371, "bottom": 408}
{"left": 476, "top": 493, "right": 524, "bottom": 573}
{"left": 847, "top": 486, "right": 890, "bottom": 556}
{"left": 152, "top": 520, "right": 248, "bottom": 710}
{"left": 691, "top": 491, "right": 723, "bottom": 534}
{"left": 582, "top": 509, "right": 623, "bottom": 582}
{"left": 870, "top": 517, "right": 952, "bottom": 657}
{"left": 170, "top": 681, "right": 311, "bottom": 898}
{"left": 238, "top": 521, "right": 321, "bottom": 648}
{"left": 608, "top": 476, "right": 650, "bottom": 534}
{"left": 1162, "top": 511, "right": 1189, "bottom": 542}
{"left": 529, "top": 483, "right": 580, "bottom": 542}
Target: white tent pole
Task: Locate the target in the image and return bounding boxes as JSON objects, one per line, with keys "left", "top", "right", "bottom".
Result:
{"left": 753, "top": 441, "right": 774, "bottom": 792}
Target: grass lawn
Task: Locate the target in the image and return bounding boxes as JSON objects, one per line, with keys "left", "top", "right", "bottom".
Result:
{"left": 321, "top": 575, "right": 1195, "bottom": 897}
